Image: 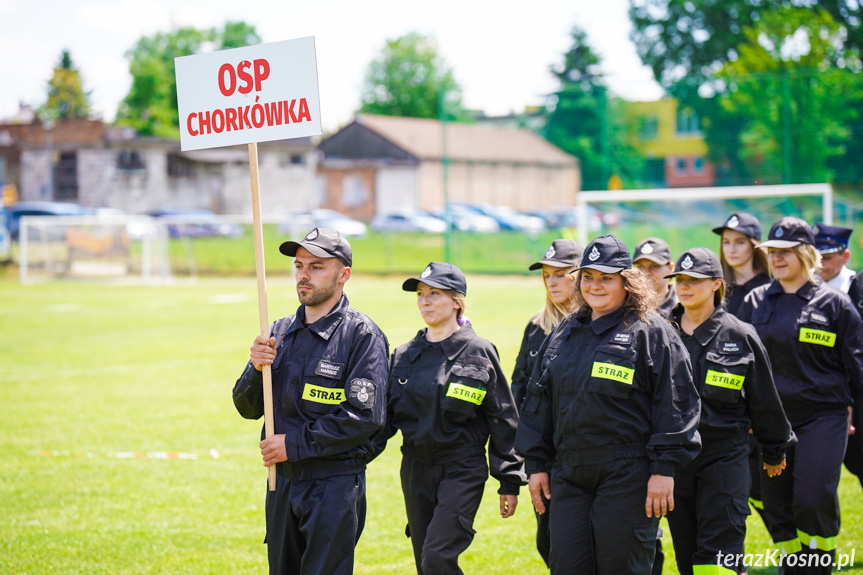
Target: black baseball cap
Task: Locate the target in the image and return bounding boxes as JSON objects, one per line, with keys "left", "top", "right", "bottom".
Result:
{"left": 712, "top": 212, "right": 762, "bottom": 241}
{"left": 279, "top": 227, "right": 353, "bottom": 267}
{"left": 571, "top": 235, "right": 632, "bottom": 274}
{"left": 528, "top": 239, "right": 584, "bottom": 270}
{"left": 665, "top": 247, "right": 723, "bottom": 280}
{"left": 402, "top": 262, "right": 467, "bottom": 295}
{"left": 757, "top": 217, "right": 815, "bottom": 249}
{"left": 633, "top": 237, "right": 673, "bottom": 265}
{"left": 812, "top": 223, "right": 853, "bottom": 254}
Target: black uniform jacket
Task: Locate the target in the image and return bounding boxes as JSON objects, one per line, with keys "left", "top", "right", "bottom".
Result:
{"left": 737, "top": 280, "right": 863, "bottom": 422}
{"left": 850, "top": 270, "right": 863, "bottom": 319}
{"left": 370, "top": 324, "right": 526, "bottom": 495}
{"left": 515, "top": 306, "right": 702, "bottom": 477}
{"left": 725, "top": 272, "right": 770, "bottom": 317}
{"left": 511, "top": 315, "right": 548, "bottom": 409}
{"left": 657, "top": 286, "right": 679, "bottom": 319}
{"left": 669, "top": 305, "right": 796, "bottom": 465}
{"left": 233, "top": 294, "right": 390, "bottom": 479}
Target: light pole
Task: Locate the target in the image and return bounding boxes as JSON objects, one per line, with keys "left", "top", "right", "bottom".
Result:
{"left": 43, "top": 118, "right": 55, "bottom": 200}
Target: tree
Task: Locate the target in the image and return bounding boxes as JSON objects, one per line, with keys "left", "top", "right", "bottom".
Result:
{"left": 629, "top": 0, "right": 862, "bottom": 89}
{"left": 41, "top": 50, "right": 91, "bottom": 120}
{"left": 358, "top": 33, "right": 462, "bottom": 119}
{"left": 543, "top": 26, "right": 644, "bottom": 190}
{"left": 116, "top": 22, "right": 261, "bottom": 138}
{"left": 717, "top": 7, "right": 863, "bottom": 184}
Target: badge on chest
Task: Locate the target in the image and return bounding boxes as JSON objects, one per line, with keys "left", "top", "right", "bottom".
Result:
{"left": 315, "top": 358, "right": 345, "bottom": 379}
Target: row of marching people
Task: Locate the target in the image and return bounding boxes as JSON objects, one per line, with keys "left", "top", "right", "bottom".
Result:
{"left": 514, "top": 214, "right": 863, "bottom": 575}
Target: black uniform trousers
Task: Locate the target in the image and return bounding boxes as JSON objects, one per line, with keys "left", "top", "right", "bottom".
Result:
{"left": 534, "top": 494, "right": 551, "bottom": 568}
{"left": 667, "top": 442, "right": 750, "bottom": 575}
{"left": 761, "top": 411, "right": 847, "bottom": 575}
{"left": 400, "top": 453, "right": 487, "bottom": 575}
{"left": 549, "top": 457, "right": 660, "bottom": 575}
{"left": 265, "top": 472, "right": 366, "bottom": 575}
{"left": 843, "top": 397, "right": 863, "bottom": 489}
{"left": 747, "top": 435, "right": 774, "bottom": 532}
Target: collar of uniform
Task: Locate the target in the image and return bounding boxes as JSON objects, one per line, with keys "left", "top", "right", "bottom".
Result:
{"left": 765, "top": 279, "right": 818, "bottom": 300}
{"left": 289, "top": 293, "right": 349, "bottom": 340}
{"left": 571, "top": 305, "right": 627, "bottom": 335}
{"left": 668, "top": 303, "right": 725, "bottom": 346}
{"left": 407, "top": 324, "right": 476, "bottom": 361}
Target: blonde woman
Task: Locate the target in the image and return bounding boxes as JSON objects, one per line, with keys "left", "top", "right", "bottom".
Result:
{"left": 511, "top": 239, "right": 582, "bottom": 567}
{"left": 738, "top": 217, "right": 863, "bottom": 574}
{"left": 371, "top": 262, "right": 525, "bottom": 575}
{"left": 665, "top": 247, "right": 794, "bottom": 575}
{"left": 516, "top": 235, "right": 701, "bottom": 575}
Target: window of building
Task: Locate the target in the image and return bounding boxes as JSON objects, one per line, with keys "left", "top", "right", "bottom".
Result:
{"left": 54, "top": 152, "right": 78, "bottom": 200}
{"left": 676, "top": 108, "right": 701, "bottom": 135}
{"left": 167, "top": 154, "right": 196, "bottom": 177}
{"left": 676, "top": 158, "right": 687, "bottom": 173}
{"left": 342, "top": 175, "right": 369, "bottom": 208}
{"left": 639, "top": 116, "right": 658, "bottom": 139}
{"left": 116, "top": 150, "right": 145, "bottom": 171}
{"left": 693, "top": 157, "right": 705, "bottom": 173}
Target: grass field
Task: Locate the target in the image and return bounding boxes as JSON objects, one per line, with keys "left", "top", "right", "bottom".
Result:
{"left": 2, "top": 267, "right": 862, "bottom": 574}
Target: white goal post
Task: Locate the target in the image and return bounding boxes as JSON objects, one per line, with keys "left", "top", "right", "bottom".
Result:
{"left": 575, "top": 183, "right": 833, "bottom": 247}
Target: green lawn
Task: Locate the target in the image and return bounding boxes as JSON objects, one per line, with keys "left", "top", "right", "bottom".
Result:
{"left": 1, "top": 270, "right": 862, "bottom": 573}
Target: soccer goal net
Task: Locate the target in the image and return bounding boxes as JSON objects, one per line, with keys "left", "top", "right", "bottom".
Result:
{"left": 574, "top": 183, "right": 834, "bottom": 257}
{"left": 18, "top": 215, "right": 175, "bottom": 284}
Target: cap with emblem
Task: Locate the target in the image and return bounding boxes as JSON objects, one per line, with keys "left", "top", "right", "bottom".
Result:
{"left": 633, "top": 237, "right": 673, "bottom": 265}
{"left": 402, "top": 261, "right": 467, "bottom": 295}
{"left": 812, "top": 223, "right": 853, "bottom": 254}
{"left": 665, "top": 247, "right": 723, "bottom": 279}
{"left": 712, "top": 212, "right": 762, "bottom": 241}
{"left": 571, "top": 234, "right": 632, "bottom": 274}
{"left": 279, "top": 227, "right": 353, "bottom": 267}
{"left": 757, "top": 216, "right": 815, "bottom": 249}
{"left": 528, "top": 239, "right": 584, "bottom": 270}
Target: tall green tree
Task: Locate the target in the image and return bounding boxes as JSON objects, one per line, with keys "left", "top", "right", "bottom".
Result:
{"left": 718, "top": 7, "right": 862, "bottom": 184}
{"left": 543, "top": 26, "right": 644, "bottom": 190}
{"left": 116, "top": 22, "right": 261, "bottom": 138}
{"left": 358, "top": 32, "right": 462, "bottom": 119}
{"left": 41, "top": 50, "right": 91, "bottom": 120}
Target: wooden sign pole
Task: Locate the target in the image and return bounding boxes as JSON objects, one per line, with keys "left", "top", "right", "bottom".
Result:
{"left": 248, "top": 142, "right": 277, "bottom": 491}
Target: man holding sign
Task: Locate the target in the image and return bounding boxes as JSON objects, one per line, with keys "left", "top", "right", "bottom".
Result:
{"left": 176, "top": 36, "right": 384, "bottom": 574}
{"left": 233, "top": 227, "right": 389, "bottom": 574}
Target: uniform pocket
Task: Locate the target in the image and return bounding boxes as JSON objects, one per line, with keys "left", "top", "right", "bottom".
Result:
{"left": 300, "top": 356, "right": 346, "bottom": 416}
{"left": 703, "top": 351, "right": 751, "bottom": 405}
{"left": 521, "top": 381, "right": 543, "bottom": 414}
{"left": 441, "top": 363, "right": 489, "bottom": 423}
{"left": 588, "top": 345, "right": 638, "bottom": 399}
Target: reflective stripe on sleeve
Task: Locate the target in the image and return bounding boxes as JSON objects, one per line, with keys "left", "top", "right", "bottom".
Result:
{"left": 797, "top": 529, "right": 837, "bottom": 552}
{"left": 775, "top": 538, "right": 803, "bottom": 555}
{"left": 693, "top": 564, "right": 737, "bottom": 575}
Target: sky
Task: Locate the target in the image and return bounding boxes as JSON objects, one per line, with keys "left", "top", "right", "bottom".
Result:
{"left": 0, "top": 0, "right": 664, "bottom": 132}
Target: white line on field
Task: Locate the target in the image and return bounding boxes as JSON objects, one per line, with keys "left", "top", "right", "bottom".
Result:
{"left": 1, "top": 358, "right": 210, "bottom": 383}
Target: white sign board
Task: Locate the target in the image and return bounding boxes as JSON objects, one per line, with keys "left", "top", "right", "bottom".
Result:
{"left": 175, "top": 37, "right": 322, "bottom": 151}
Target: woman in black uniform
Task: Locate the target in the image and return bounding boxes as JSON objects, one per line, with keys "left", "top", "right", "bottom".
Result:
{"left": 665, "top": 247, "right": 795, "bottom": 575}
{"left": 516, "top": 234, "right": 702, "bottom": 575}
{"left": 511, "top": 239, "right": 582, "bottom": 568}
{"left": 712, "top": 212, "right": 770, "bottom": 316}
{"left": 738, "top": 217, "right": 863, "bottom": 574}
{"left": 370, "top": 262, "right": 525, "bottom": 575}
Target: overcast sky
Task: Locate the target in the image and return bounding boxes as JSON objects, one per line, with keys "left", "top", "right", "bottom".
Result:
{"left": 0, "top": 0, "right": 664, "bottom": 132}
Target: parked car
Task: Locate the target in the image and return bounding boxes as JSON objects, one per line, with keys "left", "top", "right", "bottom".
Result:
{"left": 278, "top": 209, "right": 367, "bottom": 238}
{"left": 371, "top": 209, "right": 447, "bottom": 234}
{"left": 147, "top": 209, "right": 244, "bottom": 239}
{"left": 527, "top": 206, "right": 620, "bottom": 231}
{"left": 458, "top": 203, "right": 546, "bottom": 233}
{"left": 7, "top": 201, "right": 86, "bottom": 240}
{"left": 429, "top": 204, "right": 500, "bottom": 233}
